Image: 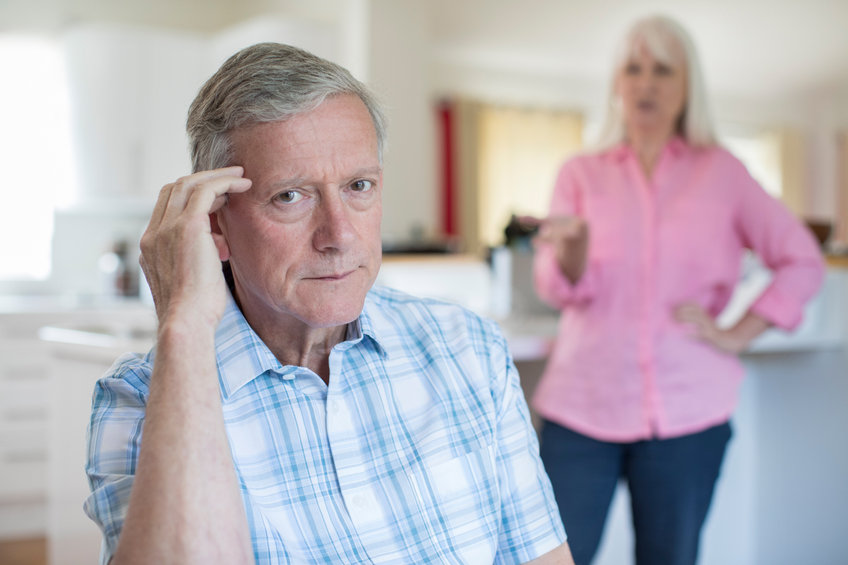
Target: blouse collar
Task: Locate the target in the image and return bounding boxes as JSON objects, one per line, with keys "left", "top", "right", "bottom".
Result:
{"left": 608, "top": 135, "right": 689, "bottom": 161}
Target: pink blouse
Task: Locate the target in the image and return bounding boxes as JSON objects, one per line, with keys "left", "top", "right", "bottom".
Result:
{"left": 531, "top": 137, "right": 825, "bottom": 442}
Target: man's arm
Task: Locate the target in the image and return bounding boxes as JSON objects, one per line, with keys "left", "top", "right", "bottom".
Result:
{"left": 111, "top": 168, "right": 254, "bottom": 565}
{"left": 483, "top": 319, "right": 573, "bottom": 564}
{"left": 524, "top": 541, "right": 575, "bottom": 565}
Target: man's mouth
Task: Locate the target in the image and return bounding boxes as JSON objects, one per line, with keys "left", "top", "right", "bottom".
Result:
{"left": 310, "top": 269, "right": 356, "bottom": 281}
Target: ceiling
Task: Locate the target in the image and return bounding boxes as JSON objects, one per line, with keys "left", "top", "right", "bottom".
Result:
{"left": 428, "top": 0, "right": 848, "bottom": 101}
{"left": 3, "top": 0, "right": 847, "bottom": 101}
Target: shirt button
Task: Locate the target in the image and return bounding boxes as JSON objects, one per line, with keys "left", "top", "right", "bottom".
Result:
{"left": 328, "top": 399, "right": 340, "bottom": 413}
{"left": 351, "top": 494, "right": 367, "bottom": 509}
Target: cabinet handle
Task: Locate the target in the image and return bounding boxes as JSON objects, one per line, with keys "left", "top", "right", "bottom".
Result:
{"left": 3, "top": 450, "right": 47, "bottom": 464}
{"left": 0, "top": 367, "right": 48, "bottom": 382}
{"left": 2, "top": 407, "right": 48, "bottom": 422}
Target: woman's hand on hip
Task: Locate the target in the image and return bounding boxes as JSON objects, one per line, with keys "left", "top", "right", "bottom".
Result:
{"left": 674, "top": 302, "right": 769, "bottom": 354}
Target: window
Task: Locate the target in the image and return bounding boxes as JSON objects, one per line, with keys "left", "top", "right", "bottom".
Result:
{"left": 448, "top": 100, "right": 583, "bottom": 252}
{"left": 720, "top": 126, "right": 814, "bottom": 222}
{"left": 720, "top": 127, "right": 783, "bottom": 198}
{"left": 0, "top": 35, "right": 76, "bottom": 280}
{"left": 477, "top": 105, "right": 583, "bottom": 246}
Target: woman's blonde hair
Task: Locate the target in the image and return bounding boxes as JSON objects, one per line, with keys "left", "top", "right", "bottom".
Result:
{"left": 594, "top": 15, "right": 717, "bottom": 150}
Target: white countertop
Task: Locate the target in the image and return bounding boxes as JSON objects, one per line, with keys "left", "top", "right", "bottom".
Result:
{"left": 28, "top": 266, "right": 847, "bottom": 363}
{"left": 496, "top": 265, "right": 847, "bottom": 360}
{"left": 0, "top": 294, "right": 150, "bottom": 314}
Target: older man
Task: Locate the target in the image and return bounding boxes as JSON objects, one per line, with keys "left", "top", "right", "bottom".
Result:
{"left": 85, "top": 43, "right": 573, "bottom": 565}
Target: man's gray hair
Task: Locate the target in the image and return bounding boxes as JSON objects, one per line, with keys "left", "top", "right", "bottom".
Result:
{"left": 187, "top": 42, "right": 387, "bottom": 172}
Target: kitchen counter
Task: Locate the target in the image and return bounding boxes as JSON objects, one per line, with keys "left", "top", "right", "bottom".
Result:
{"left": 38, "top": 323, "right": 156, "bottom": 364}
{"left": 0, "top": 294, "right": 149, "bottom": 314}
{"left": 28, "top": 259, "right": 847, "bottom": 364}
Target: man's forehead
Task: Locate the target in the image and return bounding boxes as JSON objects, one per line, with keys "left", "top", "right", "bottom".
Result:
{"left": 229, "top": 97, "right": 380, "bottom": 184}
{"left": 236, "top": 95, "right": 374, "bottom": 136}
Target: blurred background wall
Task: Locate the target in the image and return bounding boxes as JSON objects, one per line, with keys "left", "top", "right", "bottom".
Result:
{"left": 1, "top": 2, "right": 847, "bottom": 564}
{"left": 1, "top": 0, "right": 846, "bottom": 296}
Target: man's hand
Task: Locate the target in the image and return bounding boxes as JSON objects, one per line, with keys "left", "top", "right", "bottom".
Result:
{"left": 524, "top": 215, "right": 589, "bottom": 285}
{"left": 140, "top": 167, "right": 252, "bottom": 328}
{"left": 113, "top": 168, "right": 256, "bottom": 565}
{"left": 674, "top": 303, "right": 770, "bottom": 354}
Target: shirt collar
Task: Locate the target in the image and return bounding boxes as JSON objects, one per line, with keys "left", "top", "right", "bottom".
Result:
{"left": 214, "top": 291, "right": 283, "bottom": 399}
{"left": 331, "top": 289, "right": 389, "bottom": 359}
{"left": 665, "top": 135, "right": 688, "bottom": 157}
{"left": 214, "top": 288, "right": 388, "bottom": 400}
{"left": 608, "top": 135, "right": 689, "bottom": 162}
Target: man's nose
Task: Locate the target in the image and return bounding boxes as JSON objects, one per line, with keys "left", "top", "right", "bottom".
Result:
{"left": 313, "top": 191, "right": 356, "bottom": 251}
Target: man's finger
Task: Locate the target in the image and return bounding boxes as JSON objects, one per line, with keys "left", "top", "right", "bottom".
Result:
{"left": 157, "top": 167, "right": 248, "bottom": 220}
{"left": 161, "top": 175, "right": 251, "bottom": 222}
{"left": 185, "top": 176, "right": 253, "bottom": 217}
{"left": 148, "top": 182, "right": 176, "bottom": 230}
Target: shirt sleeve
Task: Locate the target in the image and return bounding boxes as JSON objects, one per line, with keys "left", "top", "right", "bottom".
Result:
{"left": 729, "top": 156, "right": 826, "bottom": 330}
{"left": 533, "top": 159, "right": 600, "bottom": 309}
{"left": 487, "top": 321, "right": 566, "bottom": 564}
{"left": 84, "top": 353, "right": 151, "bottom": 565}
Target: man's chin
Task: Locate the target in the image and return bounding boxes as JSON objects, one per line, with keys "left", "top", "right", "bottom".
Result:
{"left": 295, "top": 292, "right": 368, "bottom": 329}
{"left": 299, "top": 309, "right": 362, "bottom": 330}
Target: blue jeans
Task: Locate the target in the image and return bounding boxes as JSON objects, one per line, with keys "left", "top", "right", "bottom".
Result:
{"left": 539, "top": 421, "right": 732, "bottom": 565}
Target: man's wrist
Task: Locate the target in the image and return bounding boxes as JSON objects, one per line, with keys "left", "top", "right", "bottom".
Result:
{"left": 157, "top": 315, "right": 218, "bottom": 350}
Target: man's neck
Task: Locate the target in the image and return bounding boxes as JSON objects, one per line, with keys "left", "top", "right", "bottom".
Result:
{"left": 273, "top": 325, "right": 347, "bottom": 384}
{"left": 232, "top": 290, "right": 349, "bottom": 384}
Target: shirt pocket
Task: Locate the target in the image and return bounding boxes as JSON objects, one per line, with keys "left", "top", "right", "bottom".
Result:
{"left": 405, "top": 442, "right": 499, "bottom": 564}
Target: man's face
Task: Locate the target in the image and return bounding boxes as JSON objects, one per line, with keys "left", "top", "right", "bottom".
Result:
{"left": 215, "top": 94, "right": 383, "bottom": 331}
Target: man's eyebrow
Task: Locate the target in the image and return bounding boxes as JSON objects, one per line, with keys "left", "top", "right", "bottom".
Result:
{"left": 348, "top": 166, "right": 383, "bottom": 179}
{"left": 266, "top": 177, "right": 309, "bottom": 191}
{"left": 266, "top": 167, "right": 383, "bottom": 190}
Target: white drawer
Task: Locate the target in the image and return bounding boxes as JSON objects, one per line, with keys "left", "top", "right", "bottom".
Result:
{"left": 0, "top": 499, "right": 46, "bottom": 539}
{"left": 0, "top": 427, "right": 47, "bottom": 500}
{"left": 0, "top": 381, "right": 50, "bottom": 426}
{"left": 0, "top": 339, "right": 50, "bottom": 385}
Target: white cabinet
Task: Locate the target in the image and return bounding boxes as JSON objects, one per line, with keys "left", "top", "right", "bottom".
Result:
{"left": 62, "top": 24, "right": 207, "bottom": 208}
{"left": 60, "top": 17, "right": 342, "bottom": 211}
{"left": 0, "top": 301, "right": 155, "bottom": 547}
{"left": 0, "top": 336, "right": 50, "bottom": 539}
{"left": 39, "top": 306, "right": 155, "bottom": 565}
{"left": 44, "top": 341, "right": 139, "bottom": 565}
{"left": 0, "top": 308, "right": 79, "bottom": 540}
{"left": 0, "top": 341, "right": 50, "bottom": 500}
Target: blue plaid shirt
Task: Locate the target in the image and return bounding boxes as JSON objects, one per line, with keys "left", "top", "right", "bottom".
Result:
{"left": 85, "top": 286, "right": 566, "bottom": 564}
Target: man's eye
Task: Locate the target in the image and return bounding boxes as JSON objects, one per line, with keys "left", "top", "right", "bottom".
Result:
{"left": 274, "top": 190, "right": 302, "bottom": 204}
{"left": 351, "top": 179, "right": 374, "bottom": 192}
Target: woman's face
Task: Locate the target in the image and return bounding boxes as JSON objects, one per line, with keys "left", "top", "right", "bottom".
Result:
{"left": 615, "top": 40, "right": 687, "bottom": 142}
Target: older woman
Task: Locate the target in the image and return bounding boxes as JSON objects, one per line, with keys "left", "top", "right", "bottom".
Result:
{"left": 529, "top": 15, "right": 825, "bottom": 565}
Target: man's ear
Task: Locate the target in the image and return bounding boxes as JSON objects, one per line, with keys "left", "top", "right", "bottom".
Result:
{"left": 210, "top": 212, "right": 231, "bottom": 262}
